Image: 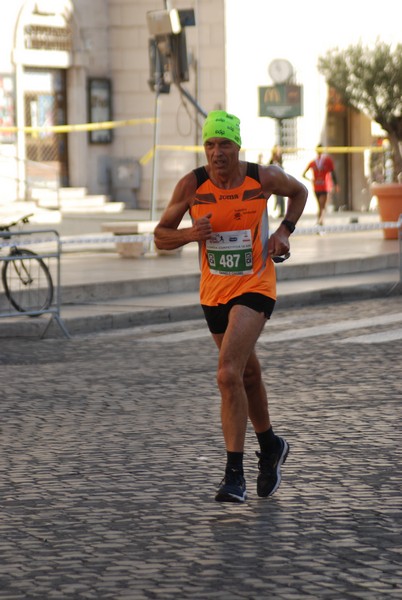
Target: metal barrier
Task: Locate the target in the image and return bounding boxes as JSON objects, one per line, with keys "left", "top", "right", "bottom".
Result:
{"left": 0, "top": 228, "right": 69, "bottom": 338}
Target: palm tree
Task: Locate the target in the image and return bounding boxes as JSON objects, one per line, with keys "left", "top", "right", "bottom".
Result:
{"left": 318, "top": 39, "right": 402, "bottom": 180}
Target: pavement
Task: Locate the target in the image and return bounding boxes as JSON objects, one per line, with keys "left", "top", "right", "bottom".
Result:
{"left": 0, "top": 209, "right": 401, "bottom": 338}
{"left": 0, "top": 294, "right": 401, "bottom": 599}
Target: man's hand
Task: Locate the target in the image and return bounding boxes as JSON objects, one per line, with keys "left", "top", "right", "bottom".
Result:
{"left": 268, "top": 229, "right": 290, "bottom": 259}
{"left": 192, "top": 213, "right": 213, "bottom": 241}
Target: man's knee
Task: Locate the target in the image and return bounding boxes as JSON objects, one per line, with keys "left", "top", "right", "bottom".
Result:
{"left": 217, "top": 362, "right": 242, "bottom": 392}
{"left": 243, "top": 366, "right": 261, "bottom": 394}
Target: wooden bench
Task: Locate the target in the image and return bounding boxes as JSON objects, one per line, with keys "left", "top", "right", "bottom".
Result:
{"left": 101, "top": 220, "right": 192, "bottom": 258}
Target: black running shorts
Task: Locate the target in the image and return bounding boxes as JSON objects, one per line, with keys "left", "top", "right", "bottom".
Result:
{"left": 202, "top": 292, "right": 276, "bottom": 334}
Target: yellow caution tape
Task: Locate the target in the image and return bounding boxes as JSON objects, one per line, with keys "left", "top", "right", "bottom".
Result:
{"left": 155, "top": 144, "right": 204, "bottom": 152}
{"left": 140, "top": 144, "right": 205, "bottom": 165}
{"left": 246, "top": 146, "right": 385, "bottom": 154}
{"left": 316, "top": 146, "right": 384, "bottom": 154}
{"left": 139, "top": 148, "right": 155, "bottom": 166}
{"left": 0, "top": 117, "right": 156, "bottom": 134}
{"left": 139, "top": 144, "right": 385, "bottom": 165}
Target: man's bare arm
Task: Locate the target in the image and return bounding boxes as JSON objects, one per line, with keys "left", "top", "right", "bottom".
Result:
{"left": 261, "top": 165, "right": 307, "bottom": 222}
{"left": 154, "top": 173, "right": 213, "bottom": 250}
{"left": 260, "top": 164, "right": 308, "bottom": 257}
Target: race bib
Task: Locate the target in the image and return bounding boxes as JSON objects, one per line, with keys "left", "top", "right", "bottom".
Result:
{"left": 206, "top": 230, "right": 253, "bottom": 275}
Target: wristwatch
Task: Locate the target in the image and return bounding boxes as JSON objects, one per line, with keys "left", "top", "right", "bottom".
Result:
{"left": 281, "top": 219, "right": 296, "bottom": 234}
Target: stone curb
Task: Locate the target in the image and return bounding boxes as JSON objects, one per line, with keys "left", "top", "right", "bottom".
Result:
{"left": 1, "top": 273, "right": 398, "bottom": 339}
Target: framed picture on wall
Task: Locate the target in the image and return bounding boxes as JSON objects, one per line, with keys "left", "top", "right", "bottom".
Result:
{"left": 87, "top": 78, "right": 112, "bottom": 144}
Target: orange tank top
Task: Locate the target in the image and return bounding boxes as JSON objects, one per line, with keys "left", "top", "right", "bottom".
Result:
{"left": 190, "top": 162, "right": 276, "bottom": 306}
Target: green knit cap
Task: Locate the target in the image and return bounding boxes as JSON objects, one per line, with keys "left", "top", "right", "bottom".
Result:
{"left": 202, "top": 110, "right": 242, "bottom": 147}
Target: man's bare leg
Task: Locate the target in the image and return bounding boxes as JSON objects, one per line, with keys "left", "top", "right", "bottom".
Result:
{"left": 317, "top": 192, "right": 328, "bottom": 226}
{"left": 212, "top": 305, "right": 266, "bottom": 452}
{"left": 212, "top": 305, "right": 265, "bottom": 502}
{"left": 243, "top": 349, "right": 271, "bottom": 433}
{"left": 242, "top": 346, "right": 289, "bottom": 495}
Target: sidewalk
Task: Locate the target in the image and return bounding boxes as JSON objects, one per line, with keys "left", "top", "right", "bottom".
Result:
{"left": 0, "top": 210, "right": 401, "bottom": 337}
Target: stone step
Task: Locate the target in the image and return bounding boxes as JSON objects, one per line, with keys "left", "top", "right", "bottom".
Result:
{"left": 31, "top": 187, "right": 86, "bottom": 202}
{"left": 59, "top": 187, "right": 88, "bottom": 199}
{"left": 62, "top": 201, "right": 125, "bottom": 214}
{"left": 0, "top": 269, "right": 398, "bottom": 339}
{"left": 32, "top": 188, "right": 124, "bottom": 213}
{"left": 36, "top": 193, "right": 109, "bottom": 208}
{"left": 32, "top": 187, "right": 97, "bottom": 200}
{"left": 59, "top": 196, "right": 113, "bottom": 209}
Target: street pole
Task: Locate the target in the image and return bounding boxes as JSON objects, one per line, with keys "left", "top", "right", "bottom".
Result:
{"left": 151, "top": 0, "right": 167, "bottom": 220}
{"left": 150, "top": 85, "right": 160, "bottom": 222}
{"left": 277, "top": 118, "right": 284, "bottom": 148}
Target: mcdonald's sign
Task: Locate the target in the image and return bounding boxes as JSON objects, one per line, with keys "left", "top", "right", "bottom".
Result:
{"left": 258, "top": 84, "right": 303, "bottom": 119}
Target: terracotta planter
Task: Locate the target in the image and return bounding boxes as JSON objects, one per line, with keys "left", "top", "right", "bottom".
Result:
{"left": 371, "top": 183, "right": 402, "bottom": 240}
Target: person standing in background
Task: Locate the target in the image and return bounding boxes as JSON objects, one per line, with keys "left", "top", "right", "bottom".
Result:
{"left": 302, "top": 145, "right": 339, "bottom": 226}
{"left": 269, "top": 145, "right": 285, "bottom": 218}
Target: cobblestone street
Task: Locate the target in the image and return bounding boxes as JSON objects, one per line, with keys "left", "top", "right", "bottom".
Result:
{"left": 1, "top": 296, "right": 401, "bottom": 599}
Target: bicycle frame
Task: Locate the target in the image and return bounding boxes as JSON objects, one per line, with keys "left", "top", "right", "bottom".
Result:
{"left": 0, "top": 222, "right": 69, "bottom": 338}
{"left": 9, "top": 246, "right": 34, "bottom": 285}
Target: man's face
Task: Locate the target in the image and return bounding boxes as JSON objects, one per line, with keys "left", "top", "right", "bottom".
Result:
{"left": 204, "top": 138, "right": 240, "bottom": 174}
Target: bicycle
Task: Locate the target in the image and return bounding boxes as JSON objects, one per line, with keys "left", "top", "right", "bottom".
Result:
{"left": 0, "top": 214, "right": 54, "bottom": 315}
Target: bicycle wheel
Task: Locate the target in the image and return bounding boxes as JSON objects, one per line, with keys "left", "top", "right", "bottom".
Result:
{"left": 2, "top": 248, "right": 54, "bottom": 315}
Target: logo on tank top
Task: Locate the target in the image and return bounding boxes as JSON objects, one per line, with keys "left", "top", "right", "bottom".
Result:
{"left": 219, "top": 194, "right": 239, "bottom": 200}
{"left": 234, "top": 208, "right": 256, "bottom": 220}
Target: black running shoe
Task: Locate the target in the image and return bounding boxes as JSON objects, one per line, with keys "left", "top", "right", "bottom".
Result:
{"left": 215, "top": 468, "right": 247, "bottom": 503}
{"left": 256, "top": 437, "right": 289, "bottom": 497}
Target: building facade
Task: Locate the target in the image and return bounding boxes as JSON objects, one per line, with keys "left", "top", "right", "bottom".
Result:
{"left": 0, "top": 0, "right": 224, "bottom": 210}
{"left": 0, "top": 0, "right": 397, "bottom": 214}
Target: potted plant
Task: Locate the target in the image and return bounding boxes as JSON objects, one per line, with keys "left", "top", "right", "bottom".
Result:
{"left": 318, "top": 39, "right": 402, "bottom": 239}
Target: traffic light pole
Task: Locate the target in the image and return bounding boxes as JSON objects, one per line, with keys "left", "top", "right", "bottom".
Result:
{"left": 150, "top": 84, "right": 161, "bottom": 223}
{"left": 277, "top": 118, "right": 284, "bottom": 148}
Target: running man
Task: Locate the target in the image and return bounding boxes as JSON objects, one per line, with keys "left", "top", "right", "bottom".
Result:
{"left": 154, "top": 110, "right": 307, "bottom": 502}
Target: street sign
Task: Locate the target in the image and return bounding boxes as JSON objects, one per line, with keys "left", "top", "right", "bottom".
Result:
{"left": 258, "top": 84, "right": 303, "bottom": 119}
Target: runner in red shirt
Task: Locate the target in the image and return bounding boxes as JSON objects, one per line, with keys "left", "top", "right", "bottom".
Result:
{"left": 303, "top": 145, "right": 339, "bottom": 226}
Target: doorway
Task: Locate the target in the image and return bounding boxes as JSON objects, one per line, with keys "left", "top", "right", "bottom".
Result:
{"left": 24, "top": 68, "right": 69, "bottom": 188}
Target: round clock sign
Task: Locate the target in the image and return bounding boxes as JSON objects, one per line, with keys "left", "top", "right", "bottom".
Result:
{"left": 268, "top": 59, "right": 294, "bottom": 84}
